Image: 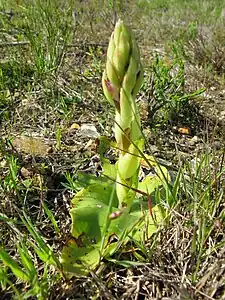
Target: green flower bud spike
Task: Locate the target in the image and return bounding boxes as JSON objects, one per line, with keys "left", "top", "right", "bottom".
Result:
{"left": 102, "top": 19, "right": 144, "bottom": 212}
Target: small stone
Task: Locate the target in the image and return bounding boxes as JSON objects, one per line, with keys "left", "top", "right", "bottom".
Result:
{"left": 79, "top": 124, "right": 100, "bottom": 138}
{"left": 189, "top": 136, "right": 199, "bottom": 145}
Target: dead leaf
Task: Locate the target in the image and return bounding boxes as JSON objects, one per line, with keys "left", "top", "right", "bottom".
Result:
{"left": 69, "top": 123, "right": 80, "bottom": 132}
{"left": 177, "top": 127, "right": 191, "bottom": 135}
{"left": 20, "top": 167, "right": 33, "bottom": 179}
{"left": 12, "top": 136, "right": 51, "bottom": 156}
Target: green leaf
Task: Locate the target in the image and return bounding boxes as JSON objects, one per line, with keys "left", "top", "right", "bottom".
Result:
{"left": 0, "top": 265, "right": 22, "bottom": 299}
{"left": 75, "top": 171, "right": 111, "bottom": 189}
{"left": 129, "top": 203, "right": 163, "bottom": 241}
{"left": 61, "top": 179, "right": 164, "bottom": 276}
{"left": 17, "top": 243, "right": 36, "bottom": 276}
{"left": 21, "top": 213, "right": 59, "bottom": 267}
{"left": 31, "top": 243, "right": 56, "bottom": 267}
{"left": 71, "top": 182, "right": 118, "bottom": 210}
{"left": 42, "top": 202, "right": 60, "bottom": 235}
{"left": 61, "top": 241, "right": 100, "bottom": 275}
{"left": 102, "top": 160, "right": 117, "bottom": 180}
{"left": 106, "top": 258, "right": 146, "bottom": 268}
{"left": 0, "top": 265, "right": 8, "bottom": 281}
{"left": 0, "top": 249, "right": 29, "bottom": 281}
{"left": 155, "top": 164, "right": 171, "bottom": 183}
{"left": 138, "top": 175, "right": 163, "bottom": 197}
{"left": 62, "top": 182, "right": 129, "bottom": 275}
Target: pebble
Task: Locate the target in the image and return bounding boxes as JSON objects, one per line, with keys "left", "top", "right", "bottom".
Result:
{"left": 79, "top": 124, "right": 100, "bottom": 138}
{"left": 189, "top": 135, "right": 199, "bottom": 145}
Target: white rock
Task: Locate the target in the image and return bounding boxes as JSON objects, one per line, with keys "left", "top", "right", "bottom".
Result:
{"left": 79, "top": 124, "right": 100, "bottom": 138}
{"left": 190, "top": 135, "right": 199, "bottom": 145}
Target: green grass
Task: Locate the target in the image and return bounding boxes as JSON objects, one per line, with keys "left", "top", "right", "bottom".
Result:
{"left": 0, "top": 0, "right": 225, "bottom": 299}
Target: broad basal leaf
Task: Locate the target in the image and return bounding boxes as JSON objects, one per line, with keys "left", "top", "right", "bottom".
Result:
{"left": 61, "top": 240, "right": 100, "bottom": 276}
{"left": 62, "top": 174, "right": 166, "bottom": 276}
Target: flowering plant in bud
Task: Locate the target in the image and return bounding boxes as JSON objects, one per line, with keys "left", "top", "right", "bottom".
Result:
{"left": 102, "top": 19, "right": 144, "bottom": 211}
{"left": 61, "top": 20, "right": 168, "bottom": 277}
